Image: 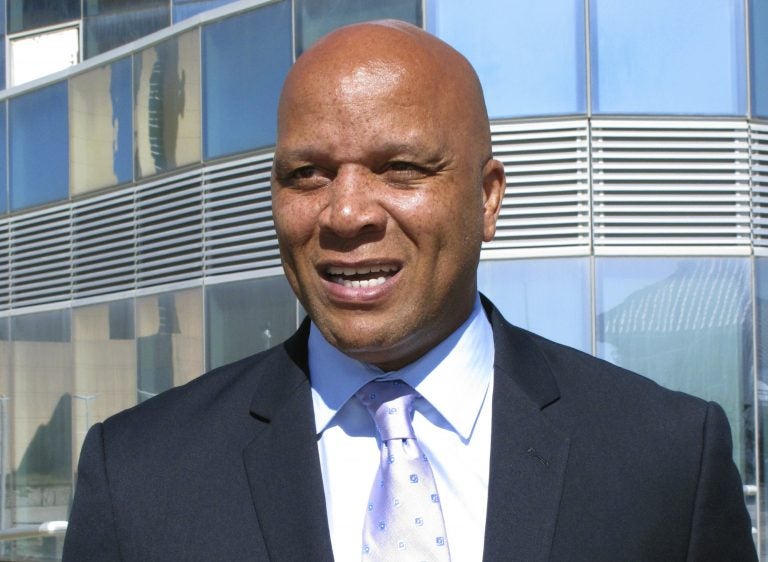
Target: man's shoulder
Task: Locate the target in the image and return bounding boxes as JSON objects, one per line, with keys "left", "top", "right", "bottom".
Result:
{"left": 100, "top": 332, "right": 308, "bottom": 447}
{"left": 487, "top": 301, "right": 711, "bottom": 426}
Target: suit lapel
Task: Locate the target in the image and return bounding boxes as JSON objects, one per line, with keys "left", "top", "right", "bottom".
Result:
{"left": 482, "top": 301, "right": 570, "bottom": 562}
{"left": 242, "top": 324, "right": 335, "bottom": 562}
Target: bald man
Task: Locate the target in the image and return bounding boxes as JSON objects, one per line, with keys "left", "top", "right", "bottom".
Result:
{"left": 64, "top": 21, "right": 757, "bottom": 562}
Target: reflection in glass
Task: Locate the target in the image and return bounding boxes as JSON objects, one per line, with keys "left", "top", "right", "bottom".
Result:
{"left": 72, "top": 300, "right": 136, "bottom": 459}
{"left": 173, "top": 0, "right": 237, "bottom": 23}
{"left": 202, "top": 1, "right": 292, "bottom": 159}
{"left": 206, "top": 276, "right": 298, "bottom": 370}
{"left": 0, "top": 2, "right": 7, "bottom": 89}
{"left": 136, "top": 289, "right": 203, "bottom": 401}
{"left": 8, "top": 0, "right": 79, "bottom": 34}
{"left": 751, "top": 0, "right": 768, "bottom": 117}
{"left": 70, "top": 58, "right": 133, "bottom": 195}
{"left": 478, "top": 258, "right": 590, "bottom": 352}
{"left": 134, "top": 30, "right": 201, "bottom": 178}
{"left": 0, "top": 318, "right": 8, "bottom": 534}
{"left": 10, "top": 83, "right": 69, "bottom": 211}
{"left": 590, "top": 0, "right": 746, "bottom": 114}
{"left": 756, "top": 258, "right": 768, "bottom": 558}
{"left": 596, "top": 258, "right": 753, "bottom": 478}
{"left": 84, "top": 2, "right": 169, "bottom": 60}
{"left": 9, "top": 309, "right": 72, "bottom": 559}
{"left": 0, "top": 316, "right": 8, "bottom": 387}
{"left": 0, "top": 103, "right": 6, "bottom": 215}
{"left": 295, "top": 0, "right": 421, "bottom": 55}
{"left": 0, "top": 40, "right": 6, "bottom": 92}
{"left": 431, "top": 0, "right": 586, "bottom": 118}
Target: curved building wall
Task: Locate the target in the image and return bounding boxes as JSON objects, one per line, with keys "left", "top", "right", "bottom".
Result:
{"left": 0, "top": 0, "right": 766, "bottom": 559}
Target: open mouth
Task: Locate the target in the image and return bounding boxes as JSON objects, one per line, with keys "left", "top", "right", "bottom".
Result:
{"left": 325, "top": 264, "right": 400, "bottom": 288}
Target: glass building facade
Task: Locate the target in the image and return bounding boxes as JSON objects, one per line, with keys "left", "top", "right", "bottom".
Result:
{"left": 0, "top": 0, "right": 766, "bottom": 559}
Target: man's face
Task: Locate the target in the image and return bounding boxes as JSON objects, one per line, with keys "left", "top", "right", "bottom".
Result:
{"left": 272, "top": 56, "right": 503, "bottom": 370}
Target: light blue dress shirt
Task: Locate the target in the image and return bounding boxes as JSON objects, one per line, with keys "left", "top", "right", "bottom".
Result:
{"left": 310, "top": 295, "right": 495, "bottom": 562}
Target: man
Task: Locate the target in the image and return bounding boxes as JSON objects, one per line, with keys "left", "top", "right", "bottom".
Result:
{"left": 63, "top": 20, "right": 757, "bottom": 561}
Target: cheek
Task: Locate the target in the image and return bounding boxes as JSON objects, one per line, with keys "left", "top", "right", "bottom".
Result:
{"left": 382, "top": 190, "right": 439, "bottom": 237}
{"left": 273, "top": 193, "right": 323, "bottom": 250}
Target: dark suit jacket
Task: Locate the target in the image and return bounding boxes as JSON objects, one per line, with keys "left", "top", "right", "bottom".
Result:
{"left": 63, "top": 300, "right": 757, "bottom": 561}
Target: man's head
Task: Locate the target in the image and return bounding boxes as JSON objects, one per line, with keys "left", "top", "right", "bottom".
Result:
{"left": 271, "top": 20, "right": 505, "bottom": 371}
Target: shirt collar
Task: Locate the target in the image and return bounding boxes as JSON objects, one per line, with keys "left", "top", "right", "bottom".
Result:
{"left": 309, "top": 294, "right": 494, "bottom": 440}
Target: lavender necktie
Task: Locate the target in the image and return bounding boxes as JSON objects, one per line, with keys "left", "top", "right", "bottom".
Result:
{"left": 356, "top": 380, "right": 451, "bottom": 561}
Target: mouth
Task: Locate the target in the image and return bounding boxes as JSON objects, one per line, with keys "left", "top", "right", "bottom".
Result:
{"left": 324, "top": 264, "right": 400, "bottom": 288}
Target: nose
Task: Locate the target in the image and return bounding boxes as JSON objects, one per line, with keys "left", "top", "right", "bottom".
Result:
{"left": 318, "top": 166, "right": 387, "bottom": 238}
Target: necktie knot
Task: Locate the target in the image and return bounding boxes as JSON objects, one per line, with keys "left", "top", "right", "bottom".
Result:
{"left": 356, "top": 380, "right": 416, "bottom": 442}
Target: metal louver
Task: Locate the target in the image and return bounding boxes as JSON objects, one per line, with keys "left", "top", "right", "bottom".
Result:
{"left": 10, "top": 206, "right": 72, "bottom": 306}
{"left": 72, "top": 188, "right": 136, "bottom": 299}
{"left": 487, "top": 119, "right": 590, "bottom": 257}
{"left": 203, "top": 152, "right": 282, "bottom": 277}
{"left": 135, "top": 168, "right": 204, "bottom": 288}
{"left": 2, "top": 118, "right": 768, "bottom": 313}
{"left": 591, "top": 120, "right": 751, "bottom": 252}
{"left": 751, "top": 122, "right": 768, "bottom": 252}
{"left": 0, "top": 219, "right": 9, "bottom": 310}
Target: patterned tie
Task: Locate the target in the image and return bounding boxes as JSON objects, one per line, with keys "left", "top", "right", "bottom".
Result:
{"left": 356, "top": 380, "right": 451, "bottom": 561}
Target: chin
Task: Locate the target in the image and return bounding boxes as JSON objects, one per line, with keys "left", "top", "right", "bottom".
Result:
{"left": 324, "top": 328, "right": 405, "bottom": 364}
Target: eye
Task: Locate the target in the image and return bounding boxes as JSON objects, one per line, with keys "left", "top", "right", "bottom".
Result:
{"left": 285, "top": 165, "right": 332, "bottom": 189}
{"left": 387, "top": 161, "right": 421, "bottom": 172}
{"left": 381, "top": 161, "right": 428, "bottom": 182}
{"left": 294, "top": 166, "right": 319, "bottom": 179}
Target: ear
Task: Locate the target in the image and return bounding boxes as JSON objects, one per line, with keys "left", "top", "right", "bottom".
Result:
{"left": 481, "top": 158, "right": 506, "bottom": 242}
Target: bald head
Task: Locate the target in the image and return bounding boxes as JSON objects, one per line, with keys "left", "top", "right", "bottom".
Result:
{"left": 278, "top": 20, "right": 492, "bottom": 160}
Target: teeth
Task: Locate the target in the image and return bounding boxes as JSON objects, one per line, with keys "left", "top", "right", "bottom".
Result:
{"left": 327, "top": 264, "right": 398, "bottom": 276}
{"left": 332, "top": 276, "right": 388, "bottom": 288}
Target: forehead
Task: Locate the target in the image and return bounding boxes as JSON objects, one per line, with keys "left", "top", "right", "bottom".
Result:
{"left": 336, "top": 61, "right": 409, "bottom": 101}
{"left": 282, "top": 54, "right": 438, "bottom": 115}
{"left": 276, "top": 59, "right": 445, "bottom": 152}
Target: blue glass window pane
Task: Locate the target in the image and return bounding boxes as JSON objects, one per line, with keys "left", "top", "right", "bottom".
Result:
{"left": 0, "top": 0, "right": 4, "bottom": 90}
{"left": 756, "top": 258, "right": 768, "bottom": 557}
{"left": 202, "top": 1, "right": 292, "bottom": 159}
{"left": 173, "top": 0, "right": 237, "bottom": 23}
{"left": 136, "top": 288, "right": 203, "bottom": 401}
{"left": 751, "top": 0, "right": 768, "bottom": 117}
{"left": 72, "top": 300, "right": 137, "bottom": 467}
{"left": 84, "top": 0, "right": 162, "bottom": 16}
{"left": 8, "top": 0, "right": 79, "bottom": 33}
{"left": 0, "top": 40, "right": 6, "bottom": 91}
{"left": 431, "top": 0, "right": 586, "bottom": 118}
{"left": 84, "top": 3, "right": 169, "bottom": 59}
{"left": 134, "top": 31, "right": 201, "bottom": 177}
{"left": 478, "top": 258, "right": 591, "bottom": 352}
{"left": 0, "top": 318, "right": 7, "bottom": 404}
{"left": 295, "top": 0, "right": 421, "bottom": 55}
{"left": 9, "top": 309, "right": 72, "bottom": 535}
{"left": 70, "top": 57, "right": 133, "bottom": 194}
{"left": 590, "top": 0, "right": 746, "bottom": 115}
{"left": 596, "top": 257, "right": 753, "bottom": 473}
{"left": 10, "top": 83, "right": 69, "bottom": 211}
{"left": 0, "top": 104, "right": 6, "bottom": 215}
{"left": 111, "top": 58, "right": 133, "bottom": 184}
{"left": 205, "top": 276, "right": 298, "bottom": 370}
